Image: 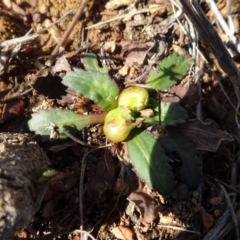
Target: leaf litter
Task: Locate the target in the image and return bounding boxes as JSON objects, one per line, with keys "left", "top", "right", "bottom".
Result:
{"left": 0, "top": 0, "right": 239, "bottom": 239}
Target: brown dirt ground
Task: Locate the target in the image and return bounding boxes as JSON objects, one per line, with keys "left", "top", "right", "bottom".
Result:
{"left": 1, "top": 0, "right": 240, "bottom": 239}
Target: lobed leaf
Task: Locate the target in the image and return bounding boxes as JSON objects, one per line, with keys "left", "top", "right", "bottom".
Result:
{"left": 28, "top": 109, "right": 106, "bottom": 139}
{"left": 127, "top": 129, "right": 174, "bottom": 195}
{"left": 146, "top": 53, "right": 191, "bottom": 90}
{"left": 81, "top": 53, "right": 109, "bottom": 73}
{"left": 63, "top": 69, "right": 119, "bottom": 110}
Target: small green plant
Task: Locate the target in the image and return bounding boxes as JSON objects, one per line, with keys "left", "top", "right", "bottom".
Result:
{"left": 28, "top": 52, "right": 193, "bottom": 195}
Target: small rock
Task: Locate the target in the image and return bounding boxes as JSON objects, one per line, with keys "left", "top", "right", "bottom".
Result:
{"left": 208, "top": 197, "right": 222, "bottom": 206}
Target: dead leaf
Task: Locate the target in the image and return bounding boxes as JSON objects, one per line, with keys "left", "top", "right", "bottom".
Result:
{"left": 128, "top": 192, "right": 160, "bottom": 223}
{"left": 125, "top": 43, "right": 148, "bottom": 67}
{"left": 112, "top": 168, "right": 140, "bottom": 195}
{"left": 199, "top": 206, "right": 214, "bottom": 231}
{"left": 1, "top": 0, "right": 26, "bottom": 18}
{"left": 149, "top": 3, "right": 167, "bottom": 15}
{"left": 119, "top": 43, "right": 148, "bottom": 77}
{"left": 162, "top": 83, "right": 199, "bottom": 105}
{"left": 43, "top": 177, "right": 65, "bottom": 201}
{"left": 104, "top": 41, "right": 116, "bottom": 53}
{"left": 87, "top": 149, "right": 116, "bottom": 200}
{"left": 208, "top": 197, "right": 222, "bottom": 206}
{"left": 50, "top": 49, "right": 72, "bottom": 74}
{"left": 118, "top": 65, "right": 129, "bottom": 76}
{"left": 110, "top": 226, "right": 134, "bottom": 240}
{"left": 174, "top": 120, "right": 233, "bottom": 151}
{"left": 204, "top": 97, "right": 227, "bottom": 120}
{"left": 44, "top": 18, "right": 63, "bottom": 44}
{"left": 1, "top": 99, "right": 25, "bottom": 121}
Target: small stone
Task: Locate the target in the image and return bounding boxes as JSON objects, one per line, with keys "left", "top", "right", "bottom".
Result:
{"left": 192, "top": 191, "right": 199, "bottom": 199}
{"left": 200, "top": 207, "right": 214, "bottom": 230}
{"left": 32, "top": 11, "right": 43, "bottom": 23}
{"left": 208, "top": 197, "right": 222, "bottom": 206}
{"left": 213, "top": 209, "right": 221, "bottom": 217}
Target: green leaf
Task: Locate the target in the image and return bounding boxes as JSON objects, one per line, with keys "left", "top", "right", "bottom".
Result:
{"left": 28, "top": 109, "right": 106, "bottom": 139}
{"left": 38, "top": 169, "right": 59, "bottom": 182}
{"left": 127, "top": 129, "right": 174, "bottom": 195}
{"left": 82, "top": 53, "right": 108, "bottom": 74}
{"left": 63, "top": 69, "right": 119, "bottom": 110}
{"left": 146, "top": 53, "right": 191, "bottom": 90}
{"left": 158, "top": 130, "right": 202, "bottom": 188}
{"left": 144, "top": 99, "right": 188, "bottom": 125}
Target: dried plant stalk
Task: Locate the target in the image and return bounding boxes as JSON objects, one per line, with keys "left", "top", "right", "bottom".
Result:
{"left": 178, "top": 0, "right": 240, "bottom": 128}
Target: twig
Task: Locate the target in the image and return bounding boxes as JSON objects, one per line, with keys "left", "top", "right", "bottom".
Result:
{"left": 215, "top": 208, "right": 240, "bottom": 240}
{"left": 171, "top": 0, "right": 240, "bottom": 120}
{"left": 0, "top": 88, "right": 33, "bottom": 103}
{"left": 226, "top": 0, "right": 235, "bottom": 37}
{"left": 60, "top": 135, "right": 111, "bottom": 238}
{"left": 124, "top": 36, "right": 167, "bottom": 84}
{"left": 158, "top": 224, "right": 200, "bottom": 234}
{"left": 187, "top": 19, "right": 201, "bottom": 120}
{"left": 195, "top": 63, "right": 203, "bottom": 121}
{"left": 0, "top": 0, "right": 25, "bottom": 18}
{"left": 46, "top": 0, "right": 89, "bottom": 66}
{"left": 211, "top": 70, "right": 240, "bottom": 116}
{"left": 37, "top": 9, "right": 74, "bottom": 35}
{"left": 205, "top": 174, "right": 240, "bottom": 195}
{"left": 203, "top": 207, "right": 230, "bottom": 240}
{"left": 220, "top": 184, "right": 240, "bottom": 240}
{"left": 103, "top": 163, "right": 126, "bottom": 222}
{"left": 171, "top": 1, "right": 203, "bottom": 121}
{"left": 0, "top": 34, "right": 39, "bottom": 49}
{"left": 72, "top": 229, "right": 96, "bottom": 240}
{"left": 85, "top": 5, "right": 167, "bottom": 30}
{"left": 0, "top": 9, "right": 73, "bottom": 49}
{"left": 178, "top": 0, "right": 240, "bottom": 129}
{"left": 79, "top": 146, "right": 110, "bottom": 234}
{"left": 62, "top": 129, "right": 111, "bottom": 237}
{"left": 61, "top": 129, "right": 97, "bottom": 148}
{"left": 12, "top": 230, "right": 88, "bottom": 240}
{"left": 158, "top": 229, "right": 166, "bottom": 240}
{"left": 205, "top": 0, "right": 239, "bottom": 52}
